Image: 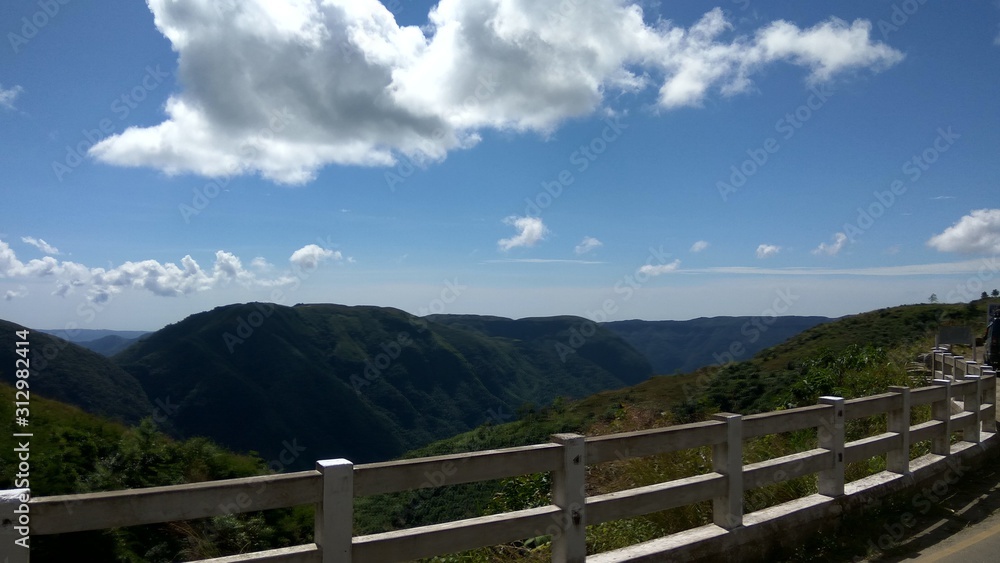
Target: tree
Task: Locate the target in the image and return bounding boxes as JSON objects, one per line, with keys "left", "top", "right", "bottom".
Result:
{"left": 982, "top": 291, "right": 990, "bottom": 300}
{"left": 993, "top": 289, "right": 999, "bottom": 298}
{"left": 929, "top": 293, "right": 939, "bottom": 303}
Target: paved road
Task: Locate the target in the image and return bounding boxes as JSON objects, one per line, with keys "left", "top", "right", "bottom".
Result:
{"left": 868, "top": 347, "right": 1000, "bottom": 562}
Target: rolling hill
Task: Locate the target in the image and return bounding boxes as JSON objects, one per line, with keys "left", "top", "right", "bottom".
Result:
{"left": 0, "top": 319, "right": 154, "bottom": 424}
{"left": 112, "top": 303, "right": 653, "bottom": 467}
{"left": 603, "top": 315, "right": 831, "bottom": 374}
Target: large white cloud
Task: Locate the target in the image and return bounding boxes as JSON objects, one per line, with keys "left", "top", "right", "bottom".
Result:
{"left": 927, "top": 209, "right": 1000, "bottom": 254}
{"left": 498, "top": 215, "right": 548, "bottom": 251}
{"left": 0, "top": 240, "right": 345, "bottom": 303}
{"left": 89, "top": 1, "right": 903, "bottom": 184}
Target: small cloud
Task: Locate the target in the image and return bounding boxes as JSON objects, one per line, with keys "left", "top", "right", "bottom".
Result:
{"left": 21, "top": 236, "right": 60, "bottom": 255}
{"left": 756, "top": 244, "right": 781, "bottom": 259}
{"left": 812, "top": 232, "right": 848, "bottom": 256}
{"left": 885, "top": 244, "right": 901, "bottom": 255}
{"left": 574, "top": 236, "right": 603, "bottom": 255}
{"left": 927, "top": 208, "right": 1000, "bottom": 254}
{"left": 289, "top": 244, "right": 342, "bottom": 271}
{"left": 4, "top": 286, "right": 28, "bottom": 301}
{"left": 638, "top": 259, "right": 681, "bottom": 276}
{"left": 690, "top": 240, "right": 710, "bottom": 253}
{"left": 498, "top": 216, "right": 548, "bottom": 252}
{"left": 930, "top": 195, "right": 956, "bottom": 200}
{"left": 250, "top": 256, "right": 274, "bottom": 272}
{"left": 0, "top": 84, "right": 23, "bottom": 111}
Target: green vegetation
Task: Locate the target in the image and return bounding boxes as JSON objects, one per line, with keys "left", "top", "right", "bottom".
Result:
{"left": 604, "top": 315, "right": 830, "bottom": 374}
{"left": 392, "top": 301, "right": 993, "bottom": 561}
{"left": 2, "top": 300, "right": 993, "bottom": 561}
{"left": 114, "top": 304, "right": 653, "bottom": 467}
{"left": 0, "top": 385, "right": 309, "bottom": 562}
{"left": 0, "top": 320, "right": 154, "bottom": 424}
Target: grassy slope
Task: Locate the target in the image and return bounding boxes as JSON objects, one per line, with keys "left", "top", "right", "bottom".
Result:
{"left": 356, "top": 301, "right": 998, "bottom": 550}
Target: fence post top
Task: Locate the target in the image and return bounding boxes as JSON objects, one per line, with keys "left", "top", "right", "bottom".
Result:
{"left": 551, "top": 433, "right": 585, "bottom": 444}
{"left": 932, "top": 378, "right": 951, "bottom": 386}
{"left": 316, "top": 459, "right": 353, "bottom": 470}
{"left": 711, "top": 412, "right": 741, "bottom": 421}
{"left": 818, "top": 396, "right": 844, "bottom": 404}
{"left": 0, "top": 489, "right": 29, "bottom": 501}
{"left": 887, "top": 385, "right": 910, "bottom": 393}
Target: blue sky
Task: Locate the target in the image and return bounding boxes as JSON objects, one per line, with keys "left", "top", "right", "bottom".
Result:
{"left": 1, "top": 0, "right": 999, "bottom": 331}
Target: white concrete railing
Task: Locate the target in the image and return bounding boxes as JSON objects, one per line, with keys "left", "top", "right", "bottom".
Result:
{"left": 1, "top": 350, "right": 997, "bottom": 563}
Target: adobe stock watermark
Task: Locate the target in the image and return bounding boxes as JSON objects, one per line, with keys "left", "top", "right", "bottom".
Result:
{"left": 52, "top": 64, "right": 172, "bottom": 182}
{"left": 556, "top": 244, "right": 673, "bottom": 362}
{"left": 385, "top": 73, "right": 497, "bottom": 192}
{"left": 524, "top": 115, "right": 628, "bottom": 217}
{"left": 717, "top": 84, "right": 834, "bottom": 202}
{"left": 840, "top": 127, "right": 959, "bottom": 245}
{"left": 179, "top": 107, "right": 296, "bottom": 223}
{"left": 352, "top": 278, "right": 466, "bottom": 393}
{"left": 711, "top": 288, "right": 800, "bottom": 367}
{"left": 867, "top": 457, "right": 970, "bottom": 555}
{"left": 877, "top": 0, "right": 928, "bottom": 40}
{"left": 945, "top": 256, "right": 1000, "bottom": 303}
{"left": 221, "top": 235, "right": 337, "bottom": 353}
{"left": 7, "top": 0, "right": 71, "bottom": 54}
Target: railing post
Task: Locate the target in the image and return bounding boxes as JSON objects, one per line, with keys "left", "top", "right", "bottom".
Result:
{"left": 933, "top": 350, "right": 946, "bottom": 379}
{"left": 932, "top": 379, "right": 952, "bottom": 456}
{"left": 982, "top": 368, "right": 997, "bottom": 434}
{"left": 953, "top": 356, "right": 966, "bottom": 379}
{"left": 962, "top": 375, "right": 982, "bottom": 443}
{"left": 887, "top": 386, "right": 911, "bottom": 475}
{"left": 551, "top": 433, "right": 586, "bottom": 563}
{"left": 316, "top": 459, "right": 353, "bottom": 563}
{"left": 1, "top": 489, "right": 30, "bottom": 562}
{"left": 818, "top": 397, "right": 845, "bottom": 497}
{"left": 711, "top": 413, "right": 743, "bottom": 529}
{"left": 942, "top": 353, "right": 954, "bottom": 378}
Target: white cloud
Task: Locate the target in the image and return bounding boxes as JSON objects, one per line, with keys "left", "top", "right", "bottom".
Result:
{"left": 683, "top": 257, "right": 1000, "bottom": 277}
{"left": 638, "top": 259, "right": 681, "bottom": 276}
{"left": 289, "top": 244, "right": 343, "bottom": 271}
{"left": 4, "top": 286, "right": 28, "bottom": 301}
{"left": 756, "top": 244, "right": 781, "bottom": 259}
{"left": 574, "top": 236, "right": 603, "bottom": 255}
{"left": 498, "top": 216, "right": 548, "bottom": 251}
{"left": 21, "top": 236, "right": 60, "bottom": 255}
{"left": 812, "top": 232, "right": 848, "bottom": 256}
{"left": 89, "top": 1, "right": 903, "bottom": 184}
{"left": 927, "top": 209, "right": 1000, "bottom": 254}
{"left": 0, "top": 84, "right": 23, "bottom": 111}
{"left": 250, "top": 256, "right": 274, "bottom": 271}
{"left": 690, "top": 240, "right": 710, "bottom": 253}
{"left": 0, "top": 239, "right": 343, "bottom": 303}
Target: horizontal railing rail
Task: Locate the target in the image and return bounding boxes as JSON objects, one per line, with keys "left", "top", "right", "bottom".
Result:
{"left": 3, "top": 350, "right": 996, "bottom": 563}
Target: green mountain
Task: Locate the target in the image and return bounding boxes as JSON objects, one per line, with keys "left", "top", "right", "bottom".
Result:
{"left": 0, "top": 320, "right": 154, "bottom": 424}
{"left": 113, "top": 303, "right": 653, "bottom": 467}
{"left": 603, "top": 316, "right": 831, "bottom": 374}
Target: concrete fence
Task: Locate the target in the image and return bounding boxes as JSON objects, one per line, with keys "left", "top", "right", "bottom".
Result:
{"left": 2, "top": 349, "right": 997, "bottom": 562}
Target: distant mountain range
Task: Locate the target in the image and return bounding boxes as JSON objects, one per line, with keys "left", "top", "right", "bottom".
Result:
{"left": 605, "top": 316, "right": 832, "bottom": 374}
{"left": 3, "top": 305, "right": 831, "bottom": 468}
{"left": 37, "top": 328, "right": 149, "bottom": 356}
